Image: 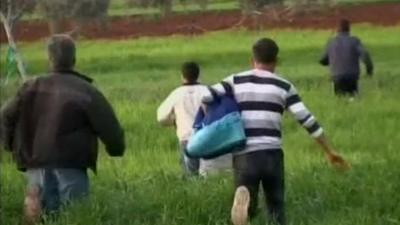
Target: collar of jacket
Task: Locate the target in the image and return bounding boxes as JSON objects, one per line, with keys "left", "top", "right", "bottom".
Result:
{"left": 53, "top": 69, "right": 94, "bottom": 83}
{"left": 338, "top": 31, "right": 350, "bottom": 36}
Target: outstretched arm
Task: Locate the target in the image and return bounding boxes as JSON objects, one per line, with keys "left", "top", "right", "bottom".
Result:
{"left": 357, "top": 40, "right": 373, "bottom": 76}
{"left": 319, "top": 51, "right": 329, "bottom": 66}
{"left": 315, "top": 134, "right": 350, "bottom": 169}
{"left": 286, "top": 86, "right": 350, "bottom": 170}
{"left": 319, "top": 40, "right": 331, "bottom": 66}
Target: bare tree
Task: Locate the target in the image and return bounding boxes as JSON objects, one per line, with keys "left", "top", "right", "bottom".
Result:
{"left": 159, "top": 0, "right": 173, "bottom": 17}
{"left": 0, "top": 0, "right": 36, "bottom": 81}
{"left": 179, "top": 0, "right": 208, "bottom": 11}
{"left": 197, "top": 0, "right": 208, "bottom": 11}
{"left": 37, "top": 0, "right": 110, "bottom": 35}
{"left": 235, "top": 0, "right": 283, "bottom": 29}
{"left": 128, "top": 0, "right": 208, "bottom": 16}
{"left": 239, "top": 0, "right": 283, "bottom": 14}
{"left": 285, "top": 0, "right": 336, "bottom": 17}
{"left": 126, "top": 0, "right": 173, "bottom": 17}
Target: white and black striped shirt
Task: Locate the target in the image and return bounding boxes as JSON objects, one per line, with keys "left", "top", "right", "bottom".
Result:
{"left": 205, "top": 69, "right": 323, "bottom": 154}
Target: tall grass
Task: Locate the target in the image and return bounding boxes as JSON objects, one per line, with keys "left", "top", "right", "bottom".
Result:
{"left": 1, "top": 26, "right": 400, "bottom": 225}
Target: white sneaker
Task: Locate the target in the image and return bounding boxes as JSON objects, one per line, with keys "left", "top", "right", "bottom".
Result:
{"left": 231, "top": 186, "right": 250, "bottom": 225}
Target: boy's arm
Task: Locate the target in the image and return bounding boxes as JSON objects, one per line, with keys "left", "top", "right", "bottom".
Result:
{"left": 286, "top": 86, "right": 350, "bottom": 170}
{"left": 356, "top": 39, "right": 373, "bottom": 76}
{"left": 157, "top": 90, "right": 177, "bottom": 126}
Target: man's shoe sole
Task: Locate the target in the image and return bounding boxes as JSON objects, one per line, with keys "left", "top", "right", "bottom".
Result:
{"left": 231, "top": 186, "right": 250, "bottom": 225}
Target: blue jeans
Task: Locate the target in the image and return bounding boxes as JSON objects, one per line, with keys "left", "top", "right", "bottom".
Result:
{"left": 180, "top": 141, "right": 199, "bottom": 176}
{"left": 25, "top": 168, "right": 89, "bottom": 213}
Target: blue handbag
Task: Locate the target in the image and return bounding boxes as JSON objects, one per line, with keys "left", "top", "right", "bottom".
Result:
{"left": 186, "top": 82, "right": 246, "bottom": 159}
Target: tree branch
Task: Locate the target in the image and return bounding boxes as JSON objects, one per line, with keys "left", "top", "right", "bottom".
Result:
{"left": 0, "top": 11, "right": 27, "bottom": 81}
{"left": 10, "top": 1, "right": 29, "bottom": 26}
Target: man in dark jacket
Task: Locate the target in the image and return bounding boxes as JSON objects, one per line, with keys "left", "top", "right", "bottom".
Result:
{"left": 320, "top": 19, "right": 374, "bottom": 96}
{"left": 0, "top": 35, "right": 125, "bottom": 223}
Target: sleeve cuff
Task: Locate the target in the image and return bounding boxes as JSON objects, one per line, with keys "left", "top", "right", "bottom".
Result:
{"left": 311, "top": 128, "right": 324, "bottom": 138}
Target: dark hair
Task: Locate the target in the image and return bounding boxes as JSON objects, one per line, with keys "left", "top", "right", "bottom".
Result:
{"left": 181, "top": 61, "right": 200, "bottom": 83}
{"left": 252, "top": 38, "right": 279, "bottom": 64}
{"left": 338, "top": 19, "right": 351, "bottom": 33}
{"left": 47, "top": 35, "right": 76, "bottom": 70}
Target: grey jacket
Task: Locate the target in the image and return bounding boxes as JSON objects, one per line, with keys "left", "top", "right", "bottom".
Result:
{"left": 320, "top": 32, "right": 373, "bottom": 80}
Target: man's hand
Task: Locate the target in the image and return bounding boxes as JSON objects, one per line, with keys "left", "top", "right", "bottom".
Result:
{"left": 315, "top": 134, "right": 350, "bottom": 171}
{"left": 326, "top": 151, "right": 351, "bottom": 170}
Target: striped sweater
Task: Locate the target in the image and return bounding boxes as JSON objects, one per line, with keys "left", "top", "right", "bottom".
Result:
{"left": 204, "top": 69, "right": 324, "bottom": 154}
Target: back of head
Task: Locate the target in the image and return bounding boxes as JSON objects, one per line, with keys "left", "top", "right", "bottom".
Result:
{"left": 181, "top": 61, "right": 200, "bottom": 84}
{"left": 47, "top": 35, "right": 76, "bottom": 71}
{"left": 252, "top": 38, "right": 279, "bottom": 65}
{"left": 338, "top": 19, "right": 351, "bottom": 33}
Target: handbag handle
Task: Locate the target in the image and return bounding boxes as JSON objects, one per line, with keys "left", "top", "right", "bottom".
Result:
{"left": 207, "top": 86, "right": 220, "bottom": 102}
{"left": 208, "top": 81, "right": 233, "bottom": 99}
{"left": 221, "top": 81, "right": 233, "bottom": 96}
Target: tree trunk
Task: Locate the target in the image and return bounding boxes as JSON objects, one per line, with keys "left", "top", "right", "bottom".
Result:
{"left": 48, "top": 18, "right": 63, "bottom": 34}
{"left": 197, "top": 0, "right": 208, "bottom": 11}
{"left": 240, "top": 0, "right": 257, "bottom": 15}
{"left": 160, "top": 0, "right": 173, "bottom": 17}
{"left": 179, "top": 0, "right": 188, "bottom": 11}
{"left": 0, "top": 12, "right": 27, "bottom": 81}
{"left": 97, "top": 15, "right": 109, "bottom": 31}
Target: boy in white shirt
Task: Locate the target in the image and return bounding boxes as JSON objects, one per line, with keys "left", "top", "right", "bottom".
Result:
{"left": 157, "top": 62, "right": 205, "bottom": 175}
{"left": 157, "top": 62, "right": 232, "bottom": 176}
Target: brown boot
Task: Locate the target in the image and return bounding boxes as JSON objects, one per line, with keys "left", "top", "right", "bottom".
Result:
{"left": 231, "top": 186, "right": 250, "bottom": 225}
{"left": 23, "top": 186, "right": 42, "bottom": 225}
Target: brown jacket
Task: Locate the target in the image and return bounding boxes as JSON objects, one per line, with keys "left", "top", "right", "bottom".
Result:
{"left": 0, "top": 70, "right": 125, "bottom": 172}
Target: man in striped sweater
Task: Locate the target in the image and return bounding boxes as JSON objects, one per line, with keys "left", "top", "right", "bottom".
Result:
{"left": 204, "top": 38, "right": 349, "bottom": 225}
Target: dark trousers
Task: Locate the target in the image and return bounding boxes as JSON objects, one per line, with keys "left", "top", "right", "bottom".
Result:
{"left": 333, "top": 76, "right": 359, "bottom": 96}
{"left": 233, "top": 150, "right": 285, "bottom": 225}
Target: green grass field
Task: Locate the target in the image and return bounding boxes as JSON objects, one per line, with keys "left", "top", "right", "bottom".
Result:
{"left": 1, "top": 25, "right": 400, "bottom": 225}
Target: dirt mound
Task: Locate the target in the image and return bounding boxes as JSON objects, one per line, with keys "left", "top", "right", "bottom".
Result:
{"left": 1, "top": 2, "right": 399, "bottom": 43}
